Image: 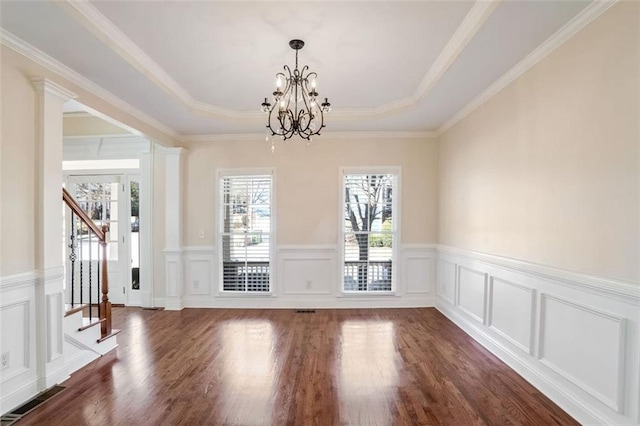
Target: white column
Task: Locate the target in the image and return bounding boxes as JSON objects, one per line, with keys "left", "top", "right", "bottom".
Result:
{"left": 162, "top": 147, "right": 184, "bottom": 310}
{"left": 31, "top": 78, "right": 76, "bottom": 388}
{"left": 138, "top": 149, "right": 154, "bottom": 308}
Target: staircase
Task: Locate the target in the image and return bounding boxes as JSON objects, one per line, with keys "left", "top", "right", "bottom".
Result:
{"left": 62, "top": 188, "right": 119, "bottom": 374}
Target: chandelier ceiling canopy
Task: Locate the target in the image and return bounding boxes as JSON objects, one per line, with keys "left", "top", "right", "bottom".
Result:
{"left": 261, "top": 39, "right": 331, "bottom": 144}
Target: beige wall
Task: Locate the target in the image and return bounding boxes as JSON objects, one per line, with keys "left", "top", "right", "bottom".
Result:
{"left": 438, "top": 1, "right": 639, "bottom": 283}
{"left": 1, "top": 49, "right": 37, "bottom": 275}
{"left": 181, "top": 137, "right": 439, "bottom": 248}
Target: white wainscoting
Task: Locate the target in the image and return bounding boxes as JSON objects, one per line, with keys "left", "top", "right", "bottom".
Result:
{"left": 401, "top": 245, "right": 436, "bottom": 298}
{"left": 278, "top": 246, "right": 337, "bottom": 297}
{"left": 436, "top": 245, "right": 640, "bottom": 426}
{"left": 456, "top": 266, "right": 487, "bottom": 324}
{"left": 0, "top": 271, "right": 38, "bottom": 415}
{"left": 173, "top": 244, "right": 436, "bottom": 309}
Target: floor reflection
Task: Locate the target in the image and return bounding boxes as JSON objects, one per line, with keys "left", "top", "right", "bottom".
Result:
{"left": 338, "top": 320, "right": 399, "bottom": 425}
{"left": 220, "top": 319, "right": 277, "bottom": 426}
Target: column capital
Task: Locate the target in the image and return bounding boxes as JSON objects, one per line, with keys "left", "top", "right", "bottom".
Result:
{"left": 31, "top": 77, "right": 77, "bottom": 103}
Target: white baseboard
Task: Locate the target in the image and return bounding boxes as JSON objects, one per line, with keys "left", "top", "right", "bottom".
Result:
{"left": 0, "top": 378, "right": 39, "bottom": 416}
{"left": 181, "top": 295, "right": 435, "bottom": 309}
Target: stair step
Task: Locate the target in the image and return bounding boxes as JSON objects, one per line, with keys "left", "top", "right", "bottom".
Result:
{"left": 97, "top": 329, "right": 121, "bottom": 344}
{"left": 78, "top": 318, "right": 105, "bottom": 332}
{"left": 64, "top": 304, "right": 88, "bottom": 317}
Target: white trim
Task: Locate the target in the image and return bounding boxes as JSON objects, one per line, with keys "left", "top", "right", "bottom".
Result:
{"left": 0, "top": 271, "right": 39, "bottom": 290}
{"left": 30, "top": 78, "right": 77, "bottom": 103}
{"left": 437, "top": 0, "right": 619, "bottom": 135}
{"left": 278, "top": 245, "right": 337, "bottom": 252}
{"left": 0, "top": 379, "right": 39, "bottom": 417}
{"left": 0, "top": 28, "right": 179, "bottom": 139}
{"left": 180, "top": 296, "right": 435, "bottom": 310}
{"left": 181, "top": 131, "right": 437, "bottom": 143}
{"left": 412, "top": 0, "right": 499, "bottom": 105}
{"left": 438, "top": 245, "right": 639, "bottom": 303}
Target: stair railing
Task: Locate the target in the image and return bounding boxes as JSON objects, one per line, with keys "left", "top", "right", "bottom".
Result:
{"left": 62, "top": 188, "right": 112, "bottom": 338}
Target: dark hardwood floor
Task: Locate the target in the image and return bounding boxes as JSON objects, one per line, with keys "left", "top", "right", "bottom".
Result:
{"left": 18, "top": 307, "right": 577, "bottom": 425}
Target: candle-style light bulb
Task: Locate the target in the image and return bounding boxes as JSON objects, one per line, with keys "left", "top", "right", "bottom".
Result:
{"left": 276, "top": 76, "right": 283, "bottom": 90}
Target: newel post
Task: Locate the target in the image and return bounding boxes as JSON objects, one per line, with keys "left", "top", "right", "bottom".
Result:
{"left": 100, "top": 224, "right": 112, "bottom": 337}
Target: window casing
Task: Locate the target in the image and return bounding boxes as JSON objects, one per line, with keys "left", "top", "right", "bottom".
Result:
{"left": 341, "top": 169, "right": 399, "bottom": 293}
{"left": 219, "top": 172, "right": 273, "bottom": 293}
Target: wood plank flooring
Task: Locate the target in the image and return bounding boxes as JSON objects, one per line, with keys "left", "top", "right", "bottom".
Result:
{"left": 18, "top": 308, "right": 578, "bottom": 425}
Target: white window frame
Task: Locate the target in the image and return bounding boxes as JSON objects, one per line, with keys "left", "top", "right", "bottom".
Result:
{"left": 216, "top": 168, "right": 276, "bottom": 296}
{"left": 339, "top": 166, "right": 401, "bottom": 296}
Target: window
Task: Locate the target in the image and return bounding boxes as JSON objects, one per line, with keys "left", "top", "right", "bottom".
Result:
{"left": 342, "top": 170, "right": 398, "bottom": 292}
{"left": 219, "top": 172, "right": 273, "bottom": 292}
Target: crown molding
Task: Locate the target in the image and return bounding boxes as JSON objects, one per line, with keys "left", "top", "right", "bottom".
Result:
{"left": 412, "top": 0, "right": 500, "bottom": 105}
{"left": 63, "top": 111, "right": 94, "bottom": 118}
{"left": 180, "top": 131, "right": 437, "bottom": 144}
{"left": 0, "top": 27, "right": 180, "bottom": 140}
{"left": 31, "top": 77, "right": 77, "bottom": 102}
{"left": 436, "top": 0, "right": 619, "bottom": 136}
{"left": 56, "top": 0, "right": 498, "bottom": 122}
{"left": 58, "top": 0, "right": 260, "bottom": 120}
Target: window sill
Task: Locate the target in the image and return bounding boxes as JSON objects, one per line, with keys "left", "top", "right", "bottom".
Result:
{"left": 217, "top": 291, "right": 274, "bottom": 297}
{"left": 339, "top": 291, "right": 399, "bottom": 297}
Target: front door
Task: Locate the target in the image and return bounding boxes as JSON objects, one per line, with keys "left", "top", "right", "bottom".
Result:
{"left": 66, "top": 175, "right": 126, "bottom": 305}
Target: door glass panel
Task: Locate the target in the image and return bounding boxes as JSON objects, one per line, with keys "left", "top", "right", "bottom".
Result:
{"left": 130, "top": 181, "right": 140, "bottom": 290}
{"left": 74, "top": 182, "right": 118, "bottom": 261}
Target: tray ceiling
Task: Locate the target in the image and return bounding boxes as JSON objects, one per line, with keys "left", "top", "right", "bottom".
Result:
{"left": 0, "top": 1, "right": 594, "bottom": 138}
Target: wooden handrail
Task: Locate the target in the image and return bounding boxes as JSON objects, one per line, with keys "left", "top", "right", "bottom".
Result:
{"left": 62, "top": 187, "right": 105, "bottom": 241}
{"left": 63, "top": 188, "right": 112, "bottom": 340}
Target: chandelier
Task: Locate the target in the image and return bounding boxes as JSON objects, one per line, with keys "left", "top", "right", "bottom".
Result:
{"left": 261, "top": 39, "right": 331, "bottom": 143}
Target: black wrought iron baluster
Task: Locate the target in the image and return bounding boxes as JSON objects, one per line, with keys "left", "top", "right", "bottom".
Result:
{"left": 97, "top": 242, "right": 101, "bottom": 320}
{"left": 79, "top": 222, "right": 83, "bottom": 304}
{"left": 68, "top": 212, "right": 76, "bottom": 306}
{"left": 89, "top": 230, "right": 92, "bottom": 322}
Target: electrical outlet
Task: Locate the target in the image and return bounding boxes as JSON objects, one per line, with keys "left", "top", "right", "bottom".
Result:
{"left": 1, "top": 351, "right": 9, "bottom": 371}
{"left": 199, "top": 230, "right": 205, "bottom": 239}
{"left": 306, "top": 280, "right": 312, "bottom": 289}
{"left": 193, "top": 280, "right": 200, "bottom": 289}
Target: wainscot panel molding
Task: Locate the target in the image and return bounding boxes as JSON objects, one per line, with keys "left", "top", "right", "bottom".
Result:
{"left": 38, "top": 267, "right": 69, "bottom": 389}
{"left": 0, "top": 271, "right": 38, "bottom": 415}
{"left": 401, "top": 245, "right": 437, "bottom": 298}
{"left": 163, "top": 249, "right": 184, "bottom": 311}
{"left": 176, "top": 244, "right": 436, "bottom": 309}
{"left": 436, "top": 245, "right": 640, "bottom": 426}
